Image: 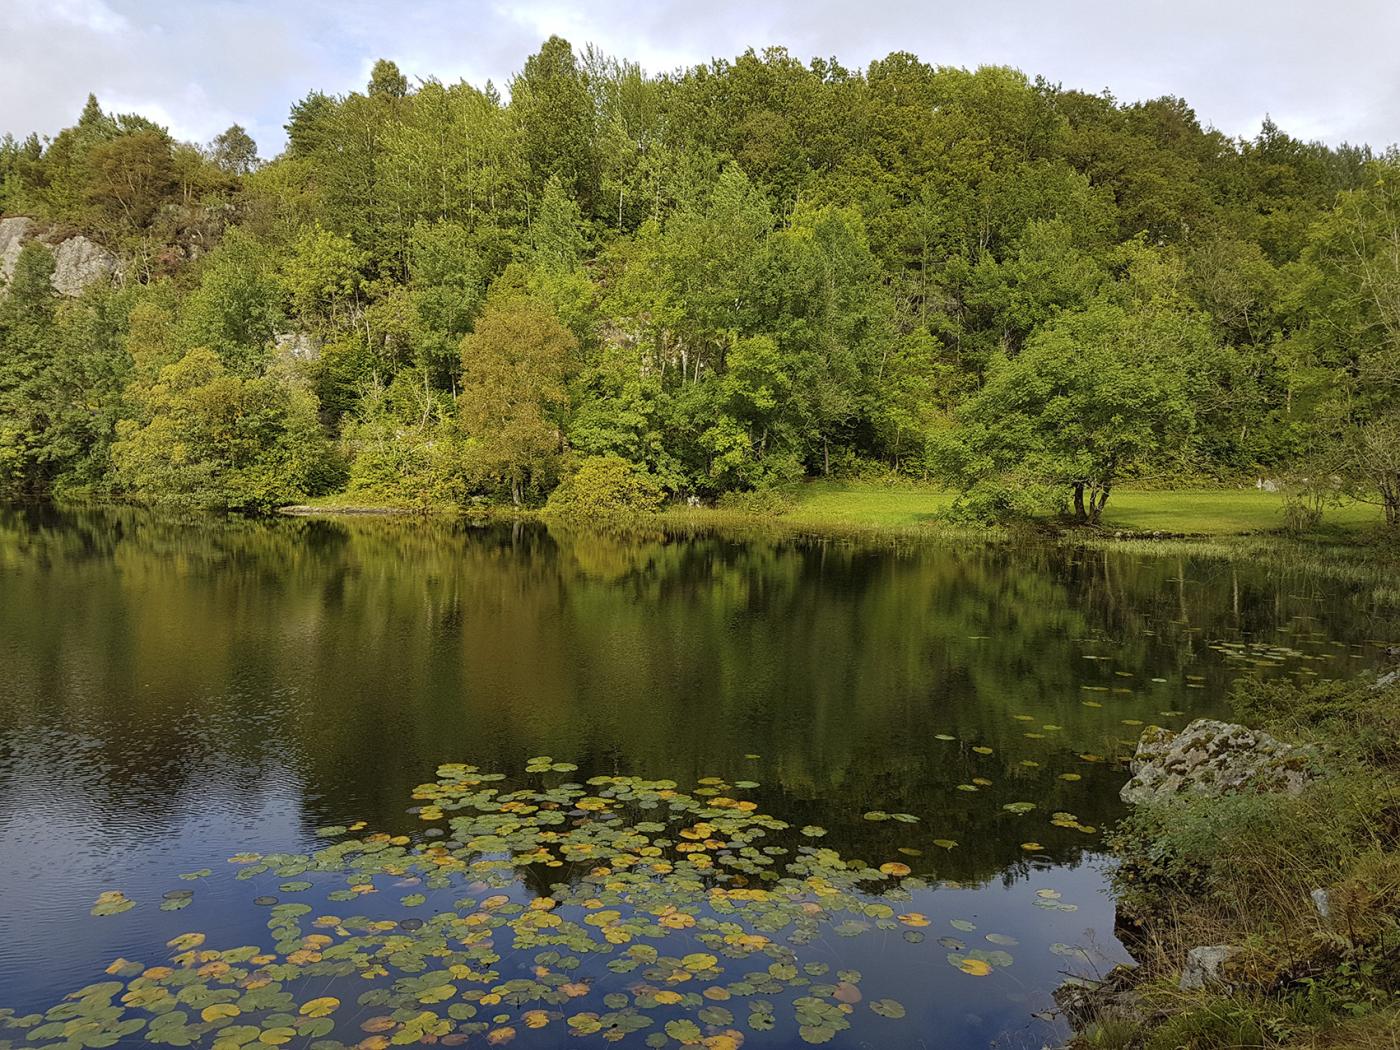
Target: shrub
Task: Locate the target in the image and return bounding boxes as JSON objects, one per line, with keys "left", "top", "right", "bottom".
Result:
{"left": 543, "top": 454, "right": 665, "bottom": 527}
{"left": 716, "top": 487, "right": 796, "bottom": 516}
{"left": 944, "top": 476, "right": 1064, "bottom": 524}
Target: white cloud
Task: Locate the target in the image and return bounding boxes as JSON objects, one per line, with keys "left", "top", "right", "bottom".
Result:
{"left": 1, "top": 0, "right": 1397, "bottom": 157}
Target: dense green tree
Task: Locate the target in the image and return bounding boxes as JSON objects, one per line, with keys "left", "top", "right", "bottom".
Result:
{"left": 511, "top": 37, "right": 599, "bottom": 213}
{"left": 111, "top": 347, "right": 334, "bottom": 509}
{"left": 1294, "top": 159, "right": 1400, "bottom": 524}
{"left": 457, "top": 295, "right": 575, "bottom": 503}
{"left": 940, "top": 297, "right": 1204, "bottom": 521}
{"left": 210, "top": 124, "right": 259, "bottom": 175}
{"left": 0, "top": 244, "right": 60, "bottom": 492}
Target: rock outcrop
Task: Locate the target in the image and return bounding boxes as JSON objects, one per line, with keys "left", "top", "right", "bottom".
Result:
{"left": 272, "top": 331, "right": 321, "bottom": 364}
{"left": 1120, "top": 719, "right": 1318, "bottom": 804}
{"left": 0, "top": 216, "right": 33, "bottom": 281}
{"left": 0, "top": 216, "right": 121, "bottom": 296}
{"left": 50, "top": 235, "right": 121, "bottom": 296}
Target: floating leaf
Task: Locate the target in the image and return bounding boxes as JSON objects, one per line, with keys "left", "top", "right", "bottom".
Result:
{"left": 90, "top": 891, "right": 134, "bottom": 917}
{"left": 869, "top": 999, "right": 905, "bottom": 1019}
{"left": 665, "top": 1018, "right": 702, "bottom": 1044}
{"left": 950, "top": 956, "right": 993, "bottom": 976}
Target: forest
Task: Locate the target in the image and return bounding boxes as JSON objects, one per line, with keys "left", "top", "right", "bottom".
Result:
{"left": 1, "top": 38, "right": 1398, "bottom": 524}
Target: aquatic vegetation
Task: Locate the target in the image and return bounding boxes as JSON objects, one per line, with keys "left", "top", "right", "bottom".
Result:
{"left": 0, "top": 763, "right": 1009, "bottom": 1049}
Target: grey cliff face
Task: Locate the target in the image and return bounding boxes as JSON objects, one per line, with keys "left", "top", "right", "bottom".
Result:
{"left": 0, "top": 216, "right": 121, "bottom": 296}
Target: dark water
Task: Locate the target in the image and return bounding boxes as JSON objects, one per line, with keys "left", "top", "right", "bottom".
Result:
{"left": 1, "top": 506, "right": 1395, "bottom": 1049}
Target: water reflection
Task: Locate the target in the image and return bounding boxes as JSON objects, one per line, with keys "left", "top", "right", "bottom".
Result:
{"left": 0, "top": 506, "right": 1395, "bottom": 1047}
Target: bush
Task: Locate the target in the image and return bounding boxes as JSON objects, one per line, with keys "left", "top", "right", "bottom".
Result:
{"left": 944, "top": 476, "right": 1064, "bottom": 524}
{"left": 716, "top": 487, "right": 796, "bottom": 516}
{"left": 543, "top": 454, "right": 665, "bottom": 527}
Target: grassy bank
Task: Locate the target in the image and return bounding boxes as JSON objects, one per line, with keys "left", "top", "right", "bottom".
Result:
{"left": 1073, "top": 675, "right": 1400, "bottom": 1049}
{"left": 659, "top": 482, "right": 1386, "bottom": 540}
{"left": 286, "top": 480, "right": 1389, "bottom": 543}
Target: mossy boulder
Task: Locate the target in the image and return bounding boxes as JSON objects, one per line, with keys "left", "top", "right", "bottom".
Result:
{"left": 1120, "top": 719, "right": 1318, "bottom": 804}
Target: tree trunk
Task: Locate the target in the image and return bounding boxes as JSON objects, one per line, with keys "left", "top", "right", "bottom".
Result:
{"left": 1072, "top": 482, "right": 1087, "bottom": 521}
{"left": 1088, "top": 485, "right": 1111, "bottom": 524}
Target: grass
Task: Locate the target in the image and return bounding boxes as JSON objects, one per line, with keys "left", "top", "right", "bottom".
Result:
{"left": 287, "top": 479, "right": 1390, "bottom": 545}
{"left": 1074, "top": 675, "right": 1400, "bottom": 1049}
{"left": 1100, "top": 490, "right": 1383, "bottom": 537}
{"left": 666, "top": 481, "right": 1386, "bottom": 539}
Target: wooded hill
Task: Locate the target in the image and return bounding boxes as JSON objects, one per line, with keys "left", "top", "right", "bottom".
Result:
{"left": 1, "top": 40, "right": 1397, "bottom": 522}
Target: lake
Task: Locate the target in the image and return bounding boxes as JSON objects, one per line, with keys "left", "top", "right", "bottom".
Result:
{"left": 1, "top": 506, "right": 1395, "bottom": 1049}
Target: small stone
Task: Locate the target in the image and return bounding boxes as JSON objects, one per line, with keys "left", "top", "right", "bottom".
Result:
{"left": 1179, "top": 945, "right": 1239, "bottom": 991}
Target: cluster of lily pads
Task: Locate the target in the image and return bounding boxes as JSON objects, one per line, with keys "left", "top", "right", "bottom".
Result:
{"left": 0, "top": 761, "right": 1044, "bottom": 1050}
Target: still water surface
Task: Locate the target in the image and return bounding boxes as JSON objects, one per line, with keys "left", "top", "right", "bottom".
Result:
{"left": 1, "top": 507, "right": 1395, "bottom": 1049}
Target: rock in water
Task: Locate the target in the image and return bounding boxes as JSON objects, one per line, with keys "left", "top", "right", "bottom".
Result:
{"left": 1120, "top": 719, "right": 1317, "bottom": 804}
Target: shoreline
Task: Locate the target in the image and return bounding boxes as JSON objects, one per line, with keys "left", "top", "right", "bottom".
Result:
{"left": 272, "top": 482, "right": 1394, "bottom": 551}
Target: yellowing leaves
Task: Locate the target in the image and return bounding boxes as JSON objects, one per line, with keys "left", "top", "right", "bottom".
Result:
{"left": 953, "top": 957, "right": 993, "bottom": 976}
{"left": 299, "top": 997, "right": 340, "bottom": 1017}
{"left": 200, "top": 1004, "right": 241, "bottom": 1022}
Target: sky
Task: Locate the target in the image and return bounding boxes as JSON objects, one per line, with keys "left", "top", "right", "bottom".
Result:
{"left": 3, "top": 0, "right": 1398, "bottom": 159}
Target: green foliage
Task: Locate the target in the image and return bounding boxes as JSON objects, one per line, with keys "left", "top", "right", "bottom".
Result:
{"left": 340, "top": 373, "right": 468, "bottom": 511}
{"left": 543, "top": 453, "right": 665, "bottom": 526}
{"left": 0, "top": 43, "right": 1395, "bottom": 518}
{"left": 941, "top": 295, "right": 1204, "bottom": 522}
{"left": 457, "top": 295, "right": 574, "bottom": 504}
{"left": 178, "top": 230, "right": 285, "bottom": 372}
{"left": 111, "top": 348, "right": 336, "bottom": 510}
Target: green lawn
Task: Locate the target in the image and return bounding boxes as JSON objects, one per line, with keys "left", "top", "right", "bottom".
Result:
{"left": 770, "top": 482, "right": 1384, "bottom": 537}
{"left": 781, "top": 482, "right": 955, "bottom": 528}
{"left": 1100, "top": 489, "right": 1382, "bottom": 535}
{"left": 294, "top": 479, "right": 1387, "bottom": 540}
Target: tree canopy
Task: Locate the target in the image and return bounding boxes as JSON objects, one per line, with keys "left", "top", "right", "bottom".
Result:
{"left": 0, "top": 41, "right": 1396, "bottom": 523}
